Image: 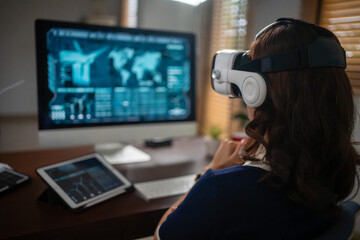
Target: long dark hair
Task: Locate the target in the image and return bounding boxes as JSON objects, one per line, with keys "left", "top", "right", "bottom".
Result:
{"left": 244, "top": 20, "right": 360, "bottom": 209}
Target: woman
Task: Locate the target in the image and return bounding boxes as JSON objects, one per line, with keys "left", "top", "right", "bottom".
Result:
{"left": 155, "top": 18, "right": 360, "bottom": 239}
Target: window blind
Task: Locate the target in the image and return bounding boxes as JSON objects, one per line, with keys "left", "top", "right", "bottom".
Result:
{"left": 319, "top": 0, "right": 360, "bottom": 93}
{"left": 120, "top": 0, "right": 138, "bottom": 27}
{"left": 127, "top": 0, "right": 138, "bottom": 28}
{"left": 202, "top": 0, "right": 248, "bottom": 137}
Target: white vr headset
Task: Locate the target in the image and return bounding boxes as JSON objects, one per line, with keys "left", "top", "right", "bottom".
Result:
{"left": 211, "top": 18, "right": 346, "bottom": 108}
{"left": 211, "top": 50, "right": 266, "bottom": 108}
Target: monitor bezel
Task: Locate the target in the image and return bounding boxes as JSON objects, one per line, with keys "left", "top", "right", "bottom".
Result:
{"left": 35, "top": 19, "right": 196, "bottom": 131}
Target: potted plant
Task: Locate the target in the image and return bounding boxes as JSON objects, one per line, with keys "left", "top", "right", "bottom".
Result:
{"left": 232, "top": 112, "right": 249, "bottom": 141}
{"left": 231, "top": 99, "right": 249, "bottom": 141}
{"left": 205, "top": 125, "right": 222, "bottom": 157}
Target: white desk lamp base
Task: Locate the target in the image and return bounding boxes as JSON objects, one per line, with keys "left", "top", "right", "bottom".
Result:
{"left": 95, "top": 142, "right": 151, "bottom": 165}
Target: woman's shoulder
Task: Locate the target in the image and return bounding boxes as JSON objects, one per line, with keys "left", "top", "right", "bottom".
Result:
{"left": 208, "top": 165, "right": 268, "bottom": 178}
{"left": 198, "top": 165, "right": 269, "bottom": 195}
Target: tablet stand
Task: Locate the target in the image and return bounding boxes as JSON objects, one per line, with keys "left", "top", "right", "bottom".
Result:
{"left": 37, "top": 188, "right": 68, "bottom": 208}
{"left": 37, "top": 186, "right": 135, "bottom": 210}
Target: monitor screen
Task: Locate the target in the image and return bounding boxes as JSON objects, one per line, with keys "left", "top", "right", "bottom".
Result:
{"left": 36, "top": 20, "right": 196, "bottom": 131}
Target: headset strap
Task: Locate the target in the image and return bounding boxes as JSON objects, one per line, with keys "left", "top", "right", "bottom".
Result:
{"left": 234, "top": 37, "right": 346, "bottom": 73}
{"left": 235, "top": 48, "right": 308, "bottom": 73}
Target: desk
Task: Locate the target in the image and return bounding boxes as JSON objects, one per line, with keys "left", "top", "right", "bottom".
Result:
{"left": 0, "top": 137, "right": 209, "bottom": 240}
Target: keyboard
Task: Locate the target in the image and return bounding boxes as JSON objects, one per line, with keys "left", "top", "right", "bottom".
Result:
{"left": 134, "top": 174, "right": 196, "bottom": 200}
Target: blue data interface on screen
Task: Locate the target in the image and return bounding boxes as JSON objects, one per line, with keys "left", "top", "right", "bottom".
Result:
{"left": 45, "top": 158, "right": 124, "bottom": 203}
{"left": 46, "top": 28, "right": 192, "bottom": 124}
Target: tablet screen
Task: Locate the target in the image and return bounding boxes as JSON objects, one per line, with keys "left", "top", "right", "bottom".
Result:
{"left": 45, "top": 157, "right": 124, "bottom": 204}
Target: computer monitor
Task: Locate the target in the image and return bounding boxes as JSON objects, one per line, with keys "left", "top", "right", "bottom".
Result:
{"left": 35, "top": 19, "right": 197, "bottom": 159}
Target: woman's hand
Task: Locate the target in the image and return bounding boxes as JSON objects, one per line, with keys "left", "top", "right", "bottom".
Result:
{"left": 203, "top": 139, "right": 246, "bottom": 173}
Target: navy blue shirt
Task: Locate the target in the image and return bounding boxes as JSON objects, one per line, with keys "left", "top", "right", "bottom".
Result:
{"left": 159, "top": 166, "right": 330, "bottom": 239}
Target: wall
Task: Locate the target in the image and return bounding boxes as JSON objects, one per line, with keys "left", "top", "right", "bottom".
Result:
{"left": 0, "top": 0, "right": 120, "bottom": 116}
{"left": 138, "top": 0, "right": 199, "bottom": 32}
{"left": 246, "top": 0, "right": 301, "bottom": 43}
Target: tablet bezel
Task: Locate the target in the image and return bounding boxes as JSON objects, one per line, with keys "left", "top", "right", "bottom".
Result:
{"left": 36, "top": 153, "right": 132, "bottom": 210}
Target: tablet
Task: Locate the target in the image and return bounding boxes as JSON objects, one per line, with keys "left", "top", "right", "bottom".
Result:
{"left": 0, "top": 168, "right": 30, "bottom": 194}
{"left": 36, "top": 153, "right": 132, "bottom": 210}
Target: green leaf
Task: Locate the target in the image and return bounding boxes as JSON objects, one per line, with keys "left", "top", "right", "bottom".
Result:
{"left": 208, "top": 125, "right": 222, "bottom": 139}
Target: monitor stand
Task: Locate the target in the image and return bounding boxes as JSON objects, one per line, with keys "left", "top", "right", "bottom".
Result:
{"left": 95, "top": 142, "right": 151, "bottom": 165}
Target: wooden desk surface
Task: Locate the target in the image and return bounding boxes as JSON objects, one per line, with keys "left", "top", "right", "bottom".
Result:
{"left": 0, "top": 137, "right": 209, "bottom": 240}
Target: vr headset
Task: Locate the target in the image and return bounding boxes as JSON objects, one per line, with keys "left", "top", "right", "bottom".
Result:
{"left": 211, "top": 18, "right": 346, "bottom": 108}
